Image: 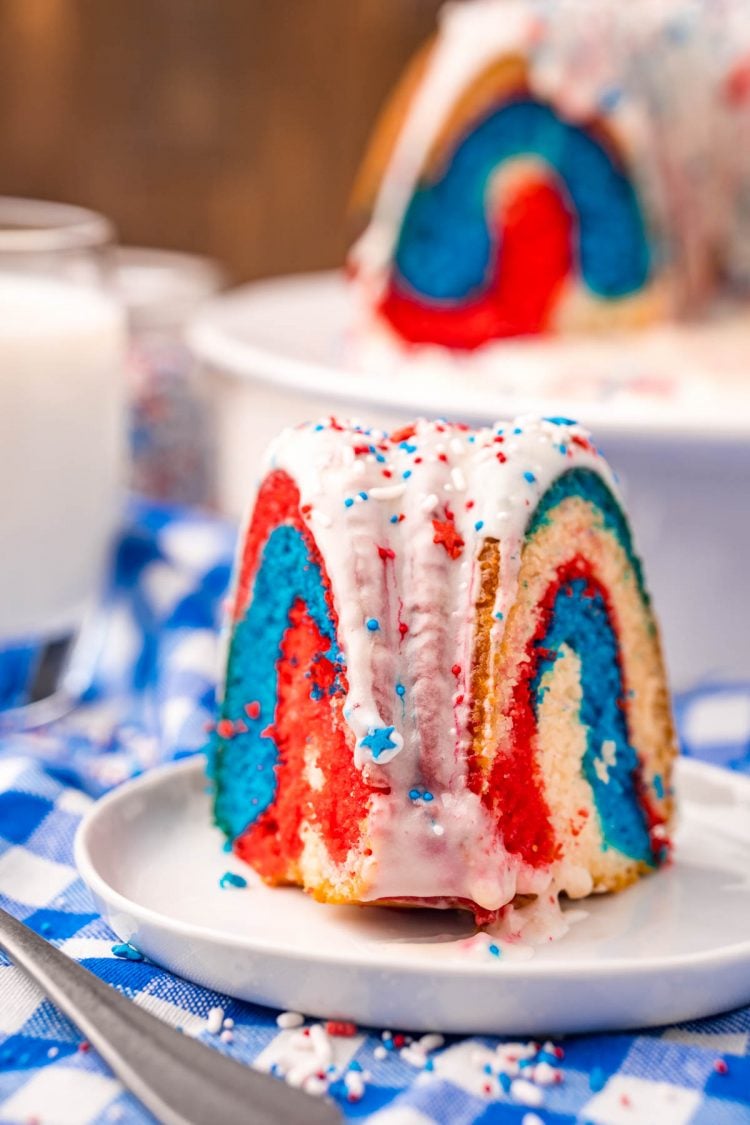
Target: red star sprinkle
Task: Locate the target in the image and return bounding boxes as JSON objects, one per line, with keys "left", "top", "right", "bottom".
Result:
{"left": 432, "top": 519, "right": 465, "bottom": 559}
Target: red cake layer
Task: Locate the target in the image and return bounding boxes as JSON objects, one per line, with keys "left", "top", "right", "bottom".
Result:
{"left": 379, "top": 176, "right": 573, "bottom": 348}
{"left": 471, "top": 555, "right": 667, "bottom": 868}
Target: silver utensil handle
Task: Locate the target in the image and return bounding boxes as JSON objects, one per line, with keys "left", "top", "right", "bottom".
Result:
{"left": 0, "top": 906, "right": 340, "bottom": 1125}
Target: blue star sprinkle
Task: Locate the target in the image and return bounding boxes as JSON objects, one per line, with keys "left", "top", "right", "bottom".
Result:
{"left": 360, "top": 726, "right": 399, "bottom": 760}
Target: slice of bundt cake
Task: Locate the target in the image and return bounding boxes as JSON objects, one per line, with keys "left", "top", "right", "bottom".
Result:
{"left": 209, "top": 416, "right": 676, "bottom": 923}
{"left": 350, "top": 0, "right": 750, "bottom": 347}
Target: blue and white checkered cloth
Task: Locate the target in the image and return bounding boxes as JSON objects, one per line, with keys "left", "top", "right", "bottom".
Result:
{"left": 0, "top": 500, "right": 748, "bottom": 1125}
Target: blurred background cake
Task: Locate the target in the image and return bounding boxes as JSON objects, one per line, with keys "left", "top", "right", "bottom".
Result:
{"left": 351, "top": 0, "right": 750, "bottom": 351}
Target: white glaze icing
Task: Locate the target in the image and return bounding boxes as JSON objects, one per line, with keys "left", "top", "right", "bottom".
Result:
{"left": 350, "top": 0, "right": 750, "bottom": 319}
{"left": 262, "top": 415, "right": 614, "bottom": 910}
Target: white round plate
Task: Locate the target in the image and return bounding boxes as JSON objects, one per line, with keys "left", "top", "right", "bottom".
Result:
{"left": 75, "top": 756, "right": 750, "bottom": 1036}
{"left": 189, "top": 270, "right": 750, "bottom": 443}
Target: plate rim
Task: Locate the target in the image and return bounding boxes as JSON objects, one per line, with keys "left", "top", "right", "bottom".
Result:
{"left": 188, "top": 270, "right": 750, "bottom": 445}
{"left": 74, "top": 755, "right": 750, "bottom": 979}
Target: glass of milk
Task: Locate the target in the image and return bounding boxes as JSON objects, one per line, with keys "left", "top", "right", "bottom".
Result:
{"left": 0, "top": 197, "right": 126, "bottom": 723}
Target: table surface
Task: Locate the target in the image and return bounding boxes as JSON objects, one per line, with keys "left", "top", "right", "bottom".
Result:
{"left": 0, "top": 499, "right": 748, "bottom": 1125}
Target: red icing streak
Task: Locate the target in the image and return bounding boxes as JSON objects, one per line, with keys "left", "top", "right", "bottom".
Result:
{"left": 379, "top": 177, "right": 574, "bottom": 350}
{"left": 232, "top": 470, "right": 372, "bottom": 878}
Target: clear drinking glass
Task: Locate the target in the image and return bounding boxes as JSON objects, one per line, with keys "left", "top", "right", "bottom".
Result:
{"left": 0, "top": 197, "right": 126, "bottom": 725}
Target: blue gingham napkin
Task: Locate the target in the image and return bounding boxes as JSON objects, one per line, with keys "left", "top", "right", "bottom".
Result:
{"left": 0, "top": 500, "right": 748, "bottom": 1125}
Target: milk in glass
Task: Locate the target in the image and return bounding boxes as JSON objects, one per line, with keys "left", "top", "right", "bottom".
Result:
{"left": 0, "top": 273, "right": 125, "bottom": 640}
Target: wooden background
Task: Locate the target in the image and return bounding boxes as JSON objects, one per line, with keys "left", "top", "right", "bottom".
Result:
{"left": 0, "top": 0, "right": 442, "bottom": 283}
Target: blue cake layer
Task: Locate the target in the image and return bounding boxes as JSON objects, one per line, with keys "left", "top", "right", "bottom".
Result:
{"left": 395, "top": 98, "right": 651, "bottom": 303}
